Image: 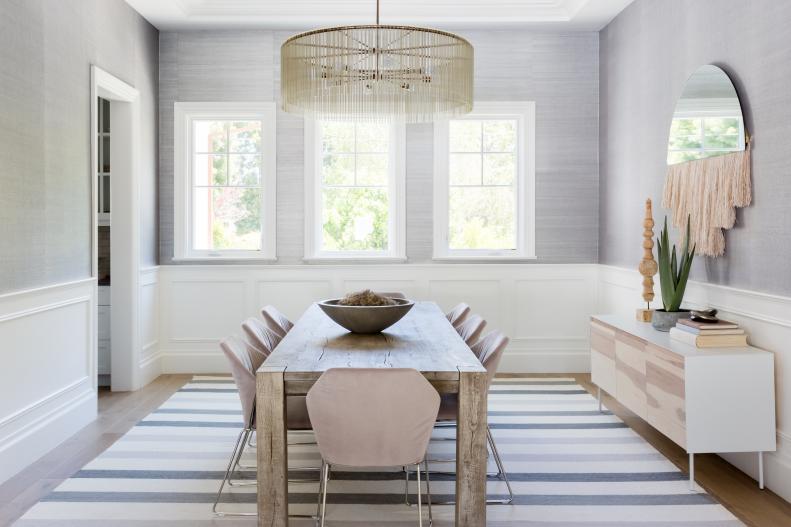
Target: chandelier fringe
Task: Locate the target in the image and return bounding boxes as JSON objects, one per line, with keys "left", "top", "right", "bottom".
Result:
{"left": 281, "top": 25, "right": 473, "bottom": 123}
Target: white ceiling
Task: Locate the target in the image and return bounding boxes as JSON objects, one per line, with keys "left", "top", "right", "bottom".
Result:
{"left": 125, "top": 0, "right": 634, "bottom": 31}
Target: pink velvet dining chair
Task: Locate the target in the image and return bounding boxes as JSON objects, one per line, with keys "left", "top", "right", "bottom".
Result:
{"left": 241, "top": 317, "right": 282, "bottom": 357}
{"left": 445, "top": 303, "right": 471, "bottom": 328}
{"left": 409, "top": 331, "right": 514, "bottom": 506}
{"left": 213, "top": 335, "right": 313, "bottom": 518}
{"left": 260, "top": 305, "right": 294, "bottom": 338}
{"left": 307, "top": 368, "right": 440, "bottom": 527}
{"left": 455, "top": 314, "right": 487, "bottom": 347}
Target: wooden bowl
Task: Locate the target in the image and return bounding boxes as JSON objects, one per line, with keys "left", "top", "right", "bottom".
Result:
{"left": 317, "top": 298, "right": 415, "bottom": 334}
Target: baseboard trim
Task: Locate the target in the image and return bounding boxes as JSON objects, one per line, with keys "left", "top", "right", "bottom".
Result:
{"left": 138, "top": 347, "right": 162, "bottom": 387}
{"left": 0, "top": 384, "right": 95, "bottom": 485}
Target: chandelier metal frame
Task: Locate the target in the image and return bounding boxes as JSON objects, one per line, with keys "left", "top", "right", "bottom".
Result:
{"left": 280, "top": 0, "right": 474, "bottom": 122}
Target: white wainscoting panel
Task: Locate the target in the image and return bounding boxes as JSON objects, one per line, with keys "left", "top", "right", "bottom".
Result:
{"left": 0, "top": 279, "right": 97, "bottom": 485}
{"left": 257, "top": 280, "right": 333, "bottom": 322}
{"left": 159, "top": 264, "right": 599, "bottom": 374}
{"left": 598, "top": 265, "right": 791, "bottom": 502}
{"left": 138, "top": 267, "right": 161, "bottom": 387}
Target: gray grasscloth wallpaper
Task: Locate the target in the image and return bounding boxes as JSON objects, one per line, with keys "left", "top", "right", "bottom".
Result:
{"left": 159, "top": 30, "right": 599, "bottom": 265}
{"left": 0, "top": 0, "right": 159, "bottom": 295}
{"left": 600, "top": 0, "right": 791, "bottom": 296}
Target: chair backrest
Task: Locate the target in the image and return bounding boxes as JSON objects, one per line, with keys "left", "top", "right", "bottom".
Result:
{"left": 455, "top": 314, "right": 487, "bottom": 346}
{"left": 471, "top": 331, "right": 510, "bottom": 388}
{"left": 220, "top": 336, "right": 260, "bottom": 426}
{"left": 261, "top": 305, "right": 293, "bottom": 337}
{"left": 446, "top": 303, "right": 471, "bottom": 328}
{"left": 306, "top": 368, "right": 440, "bottom": 467}
{"left": 374, "top": 291, "right": 406, "bottom": 299}
{"left": 242, "top": 317, "right": 282, "bottom": 357}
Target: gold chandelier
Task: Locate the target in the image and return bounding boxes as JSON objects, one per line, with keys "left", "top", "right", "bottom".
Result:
{"left": 280, "top": 0, "right": 473, "bottom": 123}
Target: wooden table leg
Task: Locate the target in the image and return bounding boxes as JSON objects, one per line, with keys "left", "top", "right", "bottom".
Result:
{"left": 257, "top": 366, "right": 288, "bottom": 526}
{"left": 455, "top": 369, "right": 488, "bottom": 526}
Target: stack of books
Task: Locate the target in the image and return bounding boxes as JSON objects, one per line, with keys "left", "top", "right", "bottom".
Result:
{"left": 669, "top": 318, "right": 748, "bottom": 348}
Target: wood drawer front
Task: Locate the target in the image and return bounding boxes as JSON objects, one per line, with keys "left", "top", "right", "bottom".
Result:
{"left": 646, "top": 344, "right": 687, "bottom": 448}
{"left": 590, "top": 321, "right": 616, "bottom": 394}
{"left": 591, "top": 349, "right": 616, "bottom": 395}
{"left": 615, "top": 331, "right": 647, "bottom": 419}
{"left": 590, "top": 322, "right": 616, "bottom": 359}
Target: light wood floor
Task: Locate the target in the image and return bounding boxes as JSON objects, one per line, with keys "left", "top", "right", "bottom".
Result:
{"left": 0, "top": 373, "right": 788, "bottom": 526}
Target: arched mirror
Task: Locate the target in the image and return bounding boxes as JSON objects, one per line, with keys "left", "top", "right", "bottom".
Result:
{"left": 667, "top": 65, "right": 747, "bottom": 165}
{"left": 662, "top": 65, "right": 752, "bottom": 258}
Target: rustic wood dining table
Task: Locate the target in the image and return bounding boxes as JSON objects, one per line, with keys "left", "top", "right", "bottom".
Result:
{"left": 255, "top": 301, "right": 488, "bottom": 526}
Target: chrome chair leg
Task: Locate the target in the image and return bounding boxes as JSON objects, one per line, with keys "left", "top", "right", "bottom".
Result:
{"left": 424, "top": 459, "right": 433, "bottom": 526}
{"left": 318, "top": 462, "right": 330, "bottom": 527}
{"left": 213, "top": 428, "right": 256, "bottom": 517}
{"left": 228, "top": 428, "right": 258, "bottom": 487}
{"left": 408, "top": 425, "right": 514, "bottom": 506}
{"left": 487, "top": 426, "right": 513, "bottom": 504}
{"left": 404, "top": 466, "right": 410, "bottom": 505}
{"left": 416, "top": 462, "right": 423, "bottom": 527}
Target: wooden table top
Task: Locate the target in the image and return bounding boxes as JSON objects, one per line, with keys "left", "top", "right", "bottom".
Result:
{"left": 260, "top": 301, "right": 485, "bottom": 381}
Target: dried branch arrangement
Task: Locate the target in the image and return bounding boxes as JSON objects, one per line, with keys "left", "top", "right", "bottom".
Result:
{"left": 337, "top": 290, "right": 397, "bottom": 306}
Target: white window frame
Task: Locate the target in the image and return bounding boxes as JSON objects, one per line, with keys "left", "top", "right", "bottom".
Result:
{"left": 433, "top": 101, "right": 536, "bottom": 260}
{"left": 303, "top": 119, "right": 406, "bottom": 262}
{"left": 173, "top": 102, "right": 277, "bottom": 261}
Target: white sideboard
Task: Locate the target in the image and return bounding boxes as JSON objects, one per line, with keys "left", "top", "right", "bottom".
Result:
{"left": 590, "top": 314, "right": 776, "bottom": 489}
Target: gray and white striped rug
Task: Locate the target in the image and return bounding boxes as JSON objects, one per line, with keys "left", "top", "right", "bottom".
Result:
{"left": 16, "top": 376, "right": 743, "bottom": 526}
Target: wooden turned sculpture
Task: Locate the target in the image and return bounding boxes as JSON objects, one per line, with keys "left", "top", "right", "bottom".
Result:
{"left": 637, "top": 199, "right": 658, "bottom": 322}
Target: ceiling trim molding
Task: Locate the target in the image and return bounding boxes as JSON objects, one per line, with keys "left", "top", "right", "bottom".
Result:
{"left": 125, "top": 0, "right": 634, "bottom": 31}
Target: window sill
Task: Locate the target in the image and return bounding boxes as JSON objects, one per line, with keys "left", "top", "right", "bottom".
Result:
{"left": 172, "top": 256, "right": 278, "bottom": 263}
{"left": 302, "top": 256, "right": 408, "bottom": 264}
{"left": 432, "top": 255, "right": 538, "bottom": 263}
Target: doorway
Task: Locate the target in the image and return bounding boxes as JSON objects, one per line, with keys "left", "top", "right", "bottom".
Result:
{"left": 97, "top": 96, "right": 112, "bottom": 388}
{"left": 91, "top": 66, "right": 142, "bottom": 392}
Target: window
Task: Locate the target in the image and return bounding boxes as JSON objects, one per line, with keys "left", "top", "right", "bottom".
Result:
{"left": 433, "top": 102, "right": 535, "bottom": 259}
{"left": 667, "top": 116, "right": 745, "bottom": 164}
{"left": 304, "top": 120, "right": 406, "bottom": 260}
{"left": 174, "top": 102, "right": 276, "bottom": 260}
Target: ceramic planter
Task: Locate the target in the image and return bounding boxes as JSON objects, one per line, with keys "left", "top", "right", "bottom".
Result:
{"left": 651, "top": 309, "right": 691, "bottom": 332}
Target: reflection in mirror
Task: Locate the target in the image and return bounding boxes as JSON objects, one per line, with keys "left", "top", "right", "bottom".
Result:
{"left": 667, "top": 65, "right": 745, "bottom": 165}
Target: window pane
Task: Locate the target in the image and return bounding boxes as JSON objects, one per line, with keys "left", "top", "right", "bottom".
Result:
{"left": 356, "top": 123, "right": 389, "bottom": 152}
{"left": 193, "top": 187, "right": 261, "bottom": 251}
{"left": 449, "top": 120, "right": 482, "bottom": 152}
{"left": 670, "top": 118, "right": 699, "bottom": 136}
{"left": 194, "top": 121, "right": 228, "bottom": 153}
{"left": 229, "top": 154, "right": 261, "bottom": 186}
{"left": 101, "top": 136, "right": 110, "bottom": 172}
{"left": 668, "top": 151, "right": 704, "bottom": 164}
{"left": 322, "top": 187, "right": 389, "bottom": 251}
{"left": 449, "top": 153, "right": 482, "bottom": 185}
{"left": 321, "top": 121, "right": 355, "bottom": 153}
{"left": 703, "top": 117, "right": 741, "bottom": 148}
{"left": 356, "top": 154, "right": 388, "bottom": 186}
{"left": 704, "top": 117, "right": 740, "bottom": 137}
{"left": 669, "top": 135, "right": 703, "bottom": 150}
{"left": 194, "top": 154, "right": 227, "bottom": 186}
{"left": 483, "top": 153, "right": 516, "bottom": 185}
{"left": 322, "top": 154, "right": 355, "bottom": 185}
{"left": 102, "top": 175, "right": 111, "bottom": 213}
{"left": 483, "top": 120, "right": 516, "bottom": 152}
{"left": 229, "top": 121, "right": 262, "bottom": 153}
{"left": 101, "top": 99, "right": 110, "bottom": 133}
{"left": 449, "top": 187, "right": 516, "bottom": 250}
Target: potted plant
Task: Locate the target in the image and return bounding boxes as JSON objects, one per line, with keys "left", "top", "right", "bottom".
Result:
{"left": 652, "top": 216, "right": 695, "bottom": 331}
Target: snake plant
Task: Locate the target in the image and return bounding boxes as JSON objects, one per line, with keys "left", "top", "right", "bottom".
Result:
{"left": 656, "top": 216, "right": 695, "bottom": 312}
